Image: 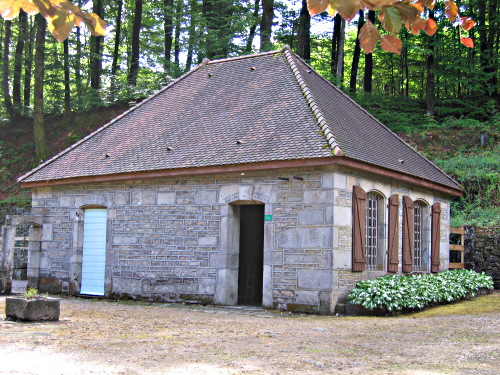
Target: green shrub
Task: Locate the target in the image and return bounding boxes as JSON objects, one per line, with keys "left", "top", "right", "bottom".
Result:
{"left": 347, "top": 270, "right": 494, "bottom": 312}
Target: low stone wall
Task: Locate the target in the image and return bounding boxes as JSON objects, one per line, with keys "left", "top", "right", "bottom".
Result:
{"left": 465, "top": 226, "right": 500, "bottom": 289}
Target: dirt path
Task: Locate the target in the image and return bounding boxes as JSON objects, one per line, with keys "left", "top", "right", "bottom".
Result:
{"left": 1, "top": 294, "right": 499, "bottom": 375}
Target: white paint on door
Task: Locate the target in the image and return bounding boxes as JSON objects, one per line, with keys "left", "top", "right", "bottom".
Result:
{"left": 80, "top": 209, "right": 107, "bottom": 296}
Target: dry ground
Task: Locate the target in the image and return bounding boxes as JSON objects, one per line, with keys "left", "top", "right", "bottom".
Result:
{"left": 1, "top": 293, "right": 499, "bottom": 375}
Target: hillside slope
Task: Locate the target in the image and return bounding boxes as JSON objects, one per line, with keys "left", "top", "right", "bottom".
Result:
{"left": 0, "top": 100, "right": 498, "bottom": 228}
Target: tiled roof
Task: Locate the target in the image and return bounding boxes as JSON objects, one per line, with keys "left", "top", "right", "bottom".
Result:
{"left": 19, "top": 47, "right": 460, "bottom": 192}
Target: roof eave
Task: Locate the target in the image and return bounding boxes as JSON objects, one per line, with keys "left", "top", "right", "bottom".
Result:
{"left": 20, "top": 156, "right": 462, "bottom": 197}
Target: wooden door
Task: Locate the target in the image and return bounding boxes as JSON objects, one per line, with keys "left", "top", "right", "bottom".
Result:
{"left": 238, "top": 205, "right": 264, "bottom": 306}
{"left": 81, "top": 209, "right": 107, "bottom": 296}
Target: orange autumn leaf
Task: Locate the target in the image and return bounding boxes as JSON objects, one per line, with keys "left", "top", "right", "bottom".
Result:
{"left": 380, "top": 34, "right": 402, "bottom": 55}
{"left": 460, "top": 37, "right": 474, "bottom": 48}
{"left": 394, "top": 2, "right": 421, "bottom": 24}
{"left": 0, "top": 0, "right": 21, "bottom": 20}
{"left": 460, "top": 17, "right": 475, "bottom": 31}
{"left": 331, "top": 0, "right": 362, "bottom": 21}
{"left": 307, "top": 0, "right": 330, "bottom": 16}
{"left": 359, "top": 19, "right": 380, "bottom": 54}
{"left": 445, "top": 0, "right": 458, "bottom": 22}
{"left": 21, "top": 0, "right": 39, "bottom": 15}
{"left": 425, "top": 18, "right": 438, "bottom": 36}
{"left": 411, "top": 18, "right": 426, "bottom": 35}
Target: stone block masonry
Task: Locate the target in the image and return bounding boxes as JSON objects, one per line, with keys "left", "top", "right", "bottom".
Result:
{"left": 465, "top": 227, "right": 500, "bottom": 289}
{"left": 27, "top": 165, "right": 451, "bottom": 314}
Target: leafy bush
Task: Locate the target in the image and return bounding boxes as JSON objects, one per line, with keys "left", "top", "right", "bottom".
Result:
{"left": 348, "top": 270, "right": 494, "bottom": 312}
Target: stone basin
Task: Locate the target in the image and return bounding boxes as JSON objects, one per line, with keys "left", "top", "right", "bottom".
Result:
{"left": 5, "top": 297, "right": 60, "bottom": 321}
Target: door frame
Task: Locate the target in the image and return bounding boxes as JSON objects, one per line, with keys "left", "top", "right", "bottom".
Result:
{"left": 214, "top": 199, "right": 273, "bottom": 308}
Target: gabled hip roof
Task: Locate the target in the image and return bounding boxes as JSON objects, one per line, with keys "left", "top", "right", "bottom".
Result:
{"left": 19, "top": 46, "right": 461, "bottom": 196}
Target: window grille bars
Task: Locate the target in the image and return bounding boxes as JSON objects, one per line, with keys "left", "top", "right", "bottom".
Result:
{"left": 414, "top": 201, "right": 423, "bottom": 271}
{"left": 365, "top": 193, "right": 379, "bottom": 270}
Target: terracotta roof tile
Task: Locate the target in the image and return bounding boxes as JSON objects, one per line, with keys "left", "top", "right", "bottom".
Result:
{"left": 19, "top": 47, "right": 459, "bottom": 192}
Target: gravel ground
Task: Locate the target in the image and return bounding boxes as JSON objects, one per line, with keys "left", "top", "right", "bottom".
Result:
{"left": 1, "top": 293, "right": 499, "bottom": 375}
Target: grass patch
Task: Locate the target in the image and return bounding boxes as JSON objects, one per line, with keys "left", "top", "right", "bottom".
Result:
{"left": 407, "top": 292, "right": 500, "bottom": 318}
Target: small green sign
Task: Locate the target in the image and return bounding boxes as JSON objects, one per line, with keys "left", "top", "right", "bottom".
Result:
{"left": 264, "top": 215, "right": 272, "bottom": 221}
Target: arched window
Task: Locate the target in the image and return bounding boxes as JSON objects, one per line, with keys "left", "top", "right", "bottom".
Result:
{"left": 365, "top": 192, "right": 385, "bottom": 270}
{"left": 413, "top": 201, "right": 430, "bottom": 271}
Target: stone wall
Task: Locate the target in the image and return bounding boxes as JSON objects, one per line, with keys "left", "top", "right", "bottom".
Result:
{"left": 465, "top": 227, "right": 500, "bottom": 289}
{"left": 27, "top": 165, "right": 451, "bottom": 313}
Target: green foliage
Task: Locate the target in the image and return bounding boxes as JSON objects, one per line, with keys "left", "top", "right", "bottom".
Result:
{"left": 0, "top": 194, "right": 31, "bottom": 225}
{"left": 436, "top": 146, "right": 500, "bottom": 227}
{"left": 23, "top": 287, "right": 48, "bottom": 299}
{"left": 348, "top": 270, "right": 494, "bottom": 312}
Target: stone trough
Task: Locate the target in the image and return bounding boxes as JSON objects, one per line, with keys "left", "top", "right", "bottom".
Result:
{"left": 5, "top": 297, "right": 60, "bottom": 321}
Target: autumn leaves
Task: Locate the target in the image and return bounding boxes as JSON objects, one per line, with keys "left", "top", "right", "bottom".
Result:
{"left": 0, "top": 0, "right": 106, "bottom": 42}
{"left": 307, "top": 0, "right": 475, "bottom": 54}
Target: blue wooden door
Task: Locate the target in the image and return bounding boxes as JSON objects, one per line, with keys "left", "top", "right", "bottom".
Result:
{"left": 80, "top": 209, "right": 107, "bottom": 296}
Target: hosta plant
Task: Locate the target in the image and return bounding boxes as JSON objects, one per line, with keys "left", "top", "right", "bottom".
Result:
{"left": 348, "top": 269, "right": 493, "bottom": 312}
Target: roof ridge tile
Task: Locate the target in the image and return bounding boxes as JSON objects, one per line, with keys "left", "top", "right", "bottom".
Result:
{"left": 206, "top": 48, "right": 284, "bottom": 65}
{"left": 291, "top": 54, "right": 460, "bottom": 190}
{"left": 283, "top": 48, "right": 344, "bottom": 157}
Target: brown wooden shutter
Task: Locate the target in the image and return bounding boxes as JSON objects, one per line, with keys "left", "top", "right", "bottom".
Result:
{"left": 352, "top": 185, "right": 366, "bottom": 272}
{"left": 431, "top": 202, "right": 441, "bottom": 273}
{"left": 387, "top": 194, "right": 399, "bottom": 273}
{"left": 402, "top": 196, "right": 414, "bottom": 273}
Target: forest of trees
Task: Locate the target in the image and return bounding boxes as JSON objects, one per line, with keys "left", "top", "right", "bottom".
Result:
{"left": 0, "top": 0, "right": 498, "bottom": 161}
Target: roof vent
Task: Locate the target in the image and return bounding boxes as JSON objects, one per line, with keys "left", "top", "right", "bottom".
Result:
{"left": 105, "top": 154, "right": 110, "bottom": 158}
{"left": 208, "top": 73, "right": 214, "bottom": 77}
{"left": 398, "top": 159, "right": 405, "bottom": 164}
{"left": 236, "top": 140, "right": 243, "bottom": 144}
{"left": 250, "top": 67, "right": 256, "bottom": 71}
{"left": 306, "top": 69, "right": 312, "bottom": 74}
{"left": 167, "top": 147, "right": 173, "bottom": 151}
{"left": 202, "top": 58, "right": 210, "bottom": 64}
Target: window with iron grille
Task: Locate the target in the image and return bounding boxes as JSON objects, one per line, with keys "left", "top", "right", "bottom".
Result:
{"left": 365, "top": 192, "right": 383, "bottom": 270}
{"left": 413, "top": 201, "right": 423, "bottom": 270}
{"left": 413, "top": 201, "right": 430, "bottom": 271}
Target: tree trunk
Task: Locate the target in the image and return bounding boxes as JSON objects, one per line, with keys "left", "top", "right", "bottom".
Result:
{"left": 111, "top": 0, "right": 123, "bottom": 78}
{"left": 337, "top": 18, "right": 345, "bottom": 83}
{"left": 245, "top": 0, "right": 260, "bottom": 53}
{"left": 90, "top": 0, "right": 103, "bottom": 90}
{"left": 13, "top": 10, "right": 27, "bottom": 111}
{"left": 127, "top": 0, "right": 143, "bottom": 85}
{"left": 363, "top": 10, "right": 375, "bottom": 92}
{"left": 426, "top": 10, "right": 436, "bottom": 115}
{"left": 163, "top": 0, "right": 174, "bottom": 71}
{"left": 185, "top": 0, "right": 197, "bottom": 71}
{"left": 349, "top": 11, "right": 364, "bottom": 93}
{"left": 297, "top": 0, "right": 310, "bottom": 61}
{"left": 2, "top": 20, "right": 15, "bottom": 120}
{"left": 174, "top": 0, "right": 182, "bottom": 67}
{"left": 260, "top": 0, "right": 274, "bottom": 52}
{"left": 63, "top": 38, "right": 71, "bottom": 118}
{"left": 23, "top": 16, "right": 35, "bottom": 107}
{"left": 74, "top": 0, "right": 83, "bottom": 99}
{"left": 486, "top": 0, "right": 498, "bottom": 97}
{"left": 331, "top": 13, "right": 345, "bottom": 83}
{"left": 34, "top": 14, "right": 50, "bottom": 162}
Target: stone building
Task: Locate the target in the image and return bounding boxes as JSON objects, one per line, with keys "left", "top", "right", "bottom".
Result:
{"left": 2, "top": 47, "right": 462, "bottom": 313}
